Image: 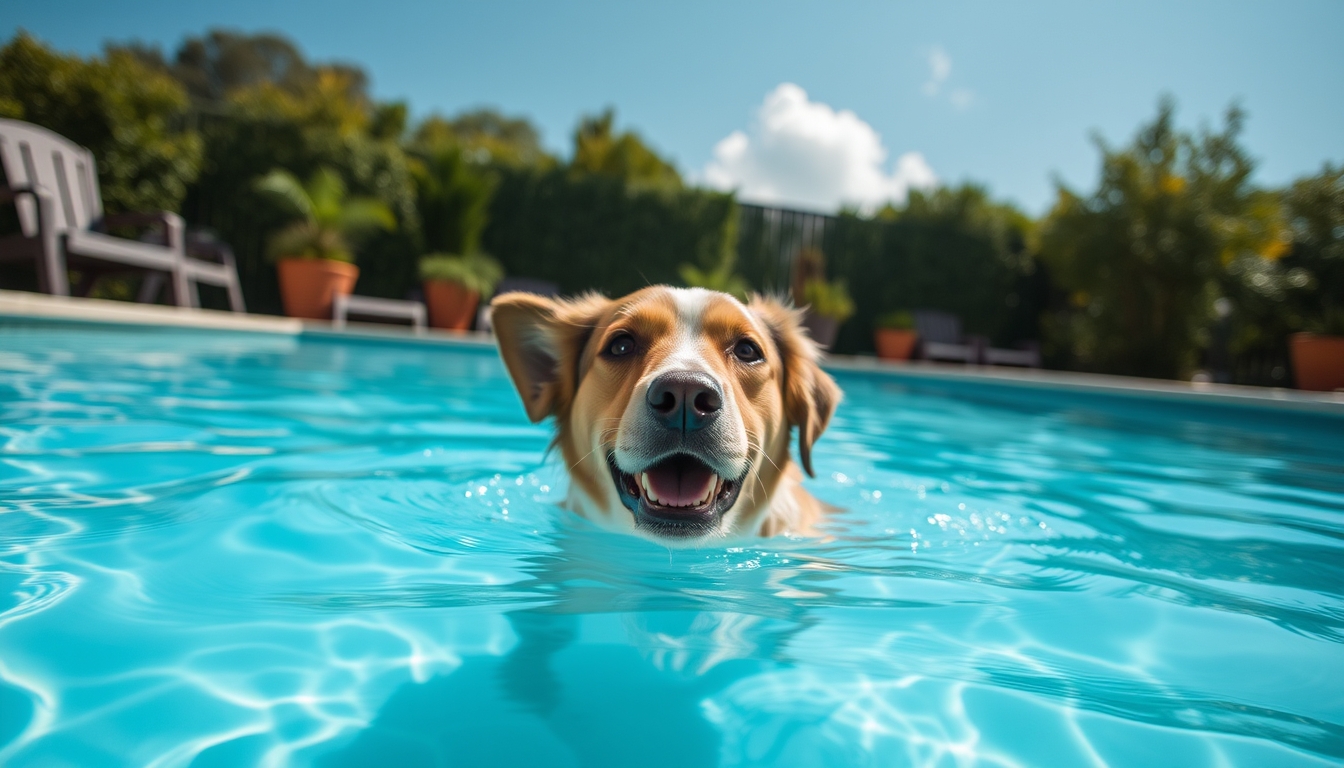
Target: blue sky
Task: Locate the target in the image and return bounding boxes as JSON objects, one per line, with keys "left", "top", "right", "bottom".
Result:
{"left": 8, "top": 0, "right": 1342, "bottom": 214}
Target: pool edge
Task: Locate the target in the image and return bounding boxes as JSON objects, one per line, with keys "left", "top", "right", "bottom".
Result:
{"left": 3, "top": 289, "right": 1341, "bottom": 416}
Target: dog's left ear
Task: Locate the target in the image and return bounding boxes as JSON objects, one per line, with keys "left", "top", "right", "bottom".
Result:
{"left": 491, "top": 292, "right": 611, "bottom": 423}
{"left": 749, "top": 296, "right": 842, "bottom": 477}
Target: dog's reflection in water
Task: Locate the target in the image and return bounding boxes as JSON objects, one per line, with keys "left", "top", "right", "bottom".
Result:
{"left": 315, "top": 557, "right": 813, "bottom": 768}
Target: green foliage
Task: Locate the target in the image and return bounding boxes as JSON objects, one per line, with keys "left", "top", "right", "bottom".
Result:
{"left": 739, "top": 186, "right": 1040, "bottom": 355}
{"left": 570, "top": 109, "right": 681, "bottom": 190}
{"left": 1280, "top": 165, "right": 1344, "bottom": 334}
{"left": 0, "top": 32, "right": 202, "bottom": 213}
{"left": 482, "top": 166, "right": 738, "bottom": 296}
{"left": 159, "top": 30, "right": 419, "bottom": 311}
{"left": 154, "top": 30, "right": 369, "bottom": 107}
{"left": 679, "top": 216, "right": 750, "bottom": 300}
{"left": 370, "top": 102, "right": 408, "bottom": 141}
{"left": 412, "top": 110, "right": 554, "bottom": 169}
{"left": 255, "top": 167, "right": 396, "bottom": 263}
{"left": 1038, "top": 98, "right": 1282, "bottom": 379}
{"left": 419, "top": 252, "right": 504, "bottom": 295}
{"left": 679, "top": 263, "right": 752, "bottom": 301}
{"left": 876, "top": 310, "right": 915, "bottom": 330}
{"left": 7, "top": 28, "right": 1333, "bottom": 388}
{"left": 411, "top": 145, "right": 496, "bottom": 256}
{"left": 878, "top": 185, "right": 1036, "bottom": 272}
{"left": 1221, "top": 164, "right": 1344, "bottom": 379}
{"left": 802, "top": 278, "right": 855, "bottom": 322}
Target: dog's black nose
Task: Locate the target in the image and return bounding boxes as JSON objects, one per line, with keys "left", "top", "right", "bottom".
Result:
{"left": 646, "top": 371, "right": 723, "bottom": 433}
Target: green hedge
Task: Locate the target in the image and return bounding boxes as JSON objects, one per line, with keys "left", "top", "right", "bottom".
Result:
{"left": 481, "top": 167, "right": 738, "bottom": 297}
{"left": 827, "top": 215, "right": 1045, "bottom": 354}
{"left": 734, "top": 205, "right": 1047, "bottom": 355}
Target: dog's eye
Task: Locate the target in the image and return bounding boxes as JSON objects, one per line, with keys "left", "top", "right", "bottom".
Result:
{"left": 606, "top": 333, "right": 636, "bottom": 358}
{"left": 733, "top": 339, "right": 763, "bottom": 363}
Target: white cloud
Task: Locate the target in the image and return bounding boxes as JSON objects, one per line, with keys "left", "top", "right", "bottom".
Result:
{"left": 949, "top": 88, "right": 975, "bottom": 110}
{"left": 701, "top": 83, "right": 936, "bottom": 213}
{"left": 924, "top": 46, "right": 974, "bottom": 111}
{"left": 924, "top": 46, "right": 951, "bottom": 96}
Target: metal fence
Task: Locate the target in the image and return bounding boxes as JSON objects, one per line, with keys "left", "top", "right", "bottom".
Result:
{"left": 735, "top": 202, "right": 835, "bottom": 294}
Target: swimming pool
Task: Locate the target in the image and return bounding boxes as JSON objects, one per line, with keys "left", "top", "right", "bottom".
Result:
{"left": 1, "top": 319, "right": 1341, "bottom": 767}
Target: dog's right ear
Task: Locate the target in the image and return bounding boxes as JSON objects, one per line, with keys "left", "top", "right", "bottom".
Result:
{"left": 491, "top": 292, "right": 610, "bottom": 423}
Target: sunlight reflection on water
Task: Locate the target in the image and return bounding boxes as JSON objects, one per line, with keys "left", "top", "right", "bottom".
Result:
{"left": 0, "top": 323, "right": 1341, "bottom": 767}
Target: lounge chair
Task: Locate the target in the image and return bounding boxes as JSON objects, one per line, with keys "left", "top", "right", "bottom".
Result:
{"left": 0, "top": 119, "right": 244, "bottom": 311}
{"left": 983, "top": 341, "right": 1042, "bottom": 368}
{"left": 913, "top": 310, "right": 982, "bottom": 364}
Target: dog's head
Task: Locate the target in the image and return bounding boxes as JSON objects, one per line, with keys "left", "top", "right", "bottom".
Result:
{"left": 492, "top": 287, "right": 839, "bottom": 542}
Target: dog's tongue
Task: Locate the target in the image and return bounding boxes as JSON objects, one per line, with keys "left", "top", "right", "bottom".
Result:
{"left": 647, "top": 460, "right": 715, "bottom": 507}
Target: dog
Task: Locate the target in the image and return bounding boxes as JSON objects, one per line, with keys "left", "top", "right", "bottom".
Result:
{"left": 491, "top": 286, "right": 841, "bottom": 543}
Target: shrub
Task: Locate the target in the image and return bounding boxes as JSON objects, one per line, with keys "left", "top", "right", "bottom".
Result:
{"left": 802, "top": 278, "right": 855, "bottom": 322}
{"left": 419, "top": 252, "right": 504, "bottom": 296}
{"left": 0, "top": 32, "right": 201, "bottom": 214}
{"left": 876, "top": 310, "right": 915, "bottom": 330}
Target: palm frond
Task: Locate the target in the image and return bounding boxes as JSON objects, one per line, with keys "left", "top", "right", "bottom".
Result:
{"left": 338, "top": 197, "right": 397, "bottom": 239}
{"left": 254, "top": 170, "right": 314, "bottom": 222}
{"left": 266, "top": 221, "right": 353, "bottom": 263}
{"left": 307, "top": 168, "right": 348, "bottom": 226}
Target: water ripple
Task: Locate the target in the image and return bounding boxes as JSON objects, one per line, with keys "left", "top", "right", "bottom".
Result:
{"left": 0, "top": 325, "right": 1341, "bottom": 767}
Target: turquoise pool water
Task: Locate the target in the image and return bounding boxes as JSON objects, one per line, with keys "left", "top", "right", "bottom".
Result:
{"left": 0, "top": 321, "right": 1341, "bottom": 767}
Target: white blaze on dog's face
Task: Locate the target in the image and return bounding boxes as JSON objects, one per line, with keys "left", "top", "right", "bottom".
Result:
{"left": 492, "top": 287, "right": 839, "bottom": 543}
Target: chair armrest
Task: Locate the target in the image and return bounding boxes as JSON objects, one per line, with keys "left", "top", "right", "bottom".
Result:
{"left": 0, "top": 185, "right": 57, "bottom": 239}
{"left": 0, "top": 184, "right": 53, "bottom": 205}
{"left": 101, "top": 210, "right": 183, "bottom": 230}
{"left": 0, "top": 185, "right": 33, "bottom": 204}
{"left": 185, "top": 232, "right": 236, "bottom": 266}
{"left": 99, "top": 210, "right": 184, "bottom": 251}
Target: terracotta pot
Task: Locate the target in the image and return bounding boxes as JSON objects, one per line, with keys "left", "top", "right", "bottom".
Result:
{"left": 424, "top": 279, "right": 480, "bottom": 331}
{"left": 802, "top": 312, "right": 840, "bottom": 350}
{"left": 874, "top": 328, "right": 919, "bottom": 360}
{"left": 277, "top": 258, "right": 359, "bottom": 320}
{"left": 1290, "top": 333, "right": 1344, "bottom": 391}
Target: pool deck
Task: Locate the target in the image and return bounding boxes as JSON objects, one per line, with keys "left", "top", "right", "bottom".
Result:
{"left": 2, "top": 289, "right": 1341, "bottom": 416}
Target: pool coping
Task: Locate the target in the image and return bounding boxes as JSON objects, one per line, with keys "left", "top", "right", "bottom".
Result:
{"left": 2, "top": 289, "right": 1341, "bottom": 416}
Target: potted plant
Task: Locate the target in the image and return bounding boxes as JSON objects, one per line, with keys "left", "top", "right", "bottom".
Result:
{"left": 419, "top": 252, "right": 504, "bottom": 330}
{"left": 1290, "top": 332, "right": 1344, "bottom": 391}
{"left": 874, "top": 310, "right": 919, "bottom": 361}
{"left": 800, "top": 278, "right": 855, "bottom": 350}
{"left": 255, "top": 167, "right": 396, "bottom": 320}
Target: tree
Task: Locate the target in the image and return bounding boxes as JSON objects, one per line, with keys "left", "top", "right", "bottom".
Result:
{"left": 0, "top": 32, "right": 201, "bottom": 214}
{"left": 570, "top": 109, "right": 681, "bottom": 190}
{"left": 1279, "top": 165, "right": 1344, "bottom": 334}
{"left": 1220, "top": 165, "right": 1344, "bottom": 381}
{"left": 412, "top": 109, "right": 554, "bottom": 169}
{"left": 116, "top": 29, "right": 422, "bottom": 310}
{"left": 1038, "top": 99, "right": 1282, "bottom": 379}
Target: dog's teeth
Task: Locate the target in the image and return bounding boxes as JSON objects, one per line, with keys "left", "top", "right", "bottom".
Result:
{"left": 699, "top": 475, "right": 718, "bottom": 506}
{"left": 641, "top": 473, "right": 658, "bottom": 503}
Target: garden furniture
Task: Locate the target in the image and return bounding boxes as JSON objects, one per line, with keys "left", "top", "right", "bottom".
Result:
{"left": 333, "top": 293, "right": 427, "bottom": 334}
{"left": 0, "top": 119, "right": 244, "bottom": 311}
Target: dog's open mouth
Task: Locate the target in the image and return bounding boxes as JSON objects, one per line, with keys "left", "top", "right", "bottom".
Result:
{"left": 608, "top": 453, "right": 744, "bottom": 537}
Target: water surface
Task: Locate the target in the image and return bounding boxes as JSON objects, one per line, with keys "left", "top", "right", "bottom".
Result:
{"left": 1, "top": 321, "right": 1341, "bottom": 767}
